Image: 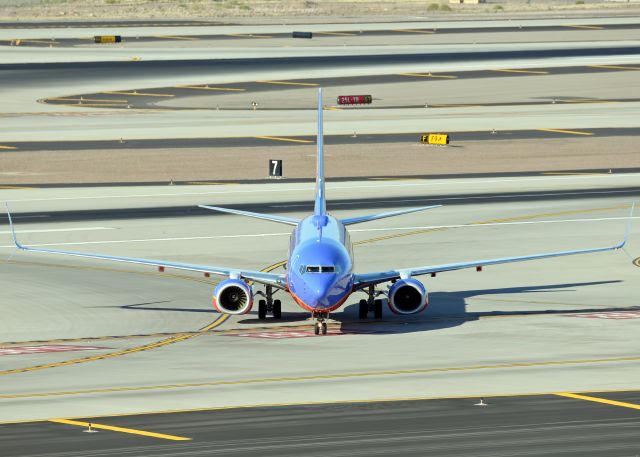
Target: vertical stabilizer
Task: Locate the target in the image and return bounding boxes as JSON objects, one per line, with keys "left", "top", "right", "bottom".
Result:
{"left": 314, "top": 88, "right": 326, "bottom": 216}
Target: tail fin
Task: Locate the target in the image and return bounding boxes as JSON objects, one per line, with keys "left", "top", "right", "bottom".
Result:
{"left": 314, "top": 88, "right": 326, "bottom": 217}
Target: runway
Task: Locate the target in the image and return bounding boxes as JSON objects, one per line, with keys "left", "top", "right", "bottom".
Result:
{"left": 1, "top": 14, "right": 639, "bottom": 454}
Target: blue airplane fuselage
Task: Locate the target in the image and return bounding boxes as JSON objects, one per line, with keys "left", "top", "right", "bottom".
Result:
{"left": 286, "top": 214, "right": 354, "bottom": 312}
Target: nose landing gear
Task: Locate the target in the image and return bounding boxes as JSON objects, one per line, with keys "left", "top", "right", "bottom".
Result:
{"left": 312, "top": 311, "right": 328, "bottom": 335}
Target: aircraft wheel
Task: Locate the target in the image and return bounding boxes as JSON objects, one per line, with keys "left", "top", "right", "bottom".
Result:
{"left": 258, "top": 300, "right": 267, "bottom": 320}
{"left": 358, "top": 299, "right": 368, "bottom": 319}
{"left": 321, "top": 322, "right": 327, "bottom": 335}
{"left": 272, "top": 299, "right": 282, "bottom": 319}
{"left": 374, "top": 299, "right": 383, "bottom": 319}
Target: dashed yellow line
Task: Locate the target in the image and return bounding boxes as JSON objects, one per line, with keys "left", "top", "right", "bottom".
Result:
{"left": 0, "top": 185, "right": 32, "bottom": 189}
{"left": 492, "top": 69, "right": 549, "bottom": 75}
{"left": 398, "top": 73, "right": 457, "bottom": 79}
{"left": 555, "top": 392, "right": 640, "bottom": 410}
{"left": 0, "top": 145, "right": 17, "bottom": 150}
{"left": 50, "top": 418, "right": 191, "bottom": 441}
{"left": 4, "top": 355, "right": 639, "bottom": 400}
{"left": 256, "top": 80, "right": 319, "bottom": 86}
{"left": 564, "top": 24, "right": 603, "bottom": 30}
{"left": 590, "top": 65, "right": 640, "bottom": 71}
{"left": 393, "top": 29, "right": 435, "bottom": 34}
{"left": 175, "top": 86, "right": 245, "bottom": 91}
{"left": 152, "top": 35, "right": 198, "bottom": 41}
{"left": 103, "top": 91, "right": 174, "bottom": 97}
{"left": 538, "top": 128, "right": 593, "bottom": 136}
{"left": 255, "top": 135, "right": 314, "bottom": 144}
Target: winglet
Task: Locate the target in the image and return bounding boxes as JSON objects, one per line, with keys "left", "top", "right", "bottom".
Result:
{"left": 5, "top": 203, "right": 24, "bottom": 250}
{"left": 618, "top": 202, "right": 634, "bottom": 249}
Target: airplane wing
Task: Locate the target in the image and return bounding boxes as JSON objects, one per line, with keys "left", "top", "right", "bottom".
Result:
{"left": 6, "top": 206, "right": 286, "bottom": 289}
{"left": 353, "top": 205, "right": 633, "bottom": 290}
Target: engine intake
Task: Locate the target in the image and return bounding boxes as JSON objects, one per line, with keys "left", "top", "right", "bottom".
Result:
{"left": 388, "top": 278, "right": 428, "bottom": 315}
{"left": 213, "top": 279, "right": 253, "bottom": 315}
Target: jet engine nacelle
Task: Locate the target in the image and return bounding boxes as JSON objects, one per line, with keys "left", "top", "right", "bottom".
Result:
{"left": 213, "top": 279, "right": 253, "bottom": 315}
{"left": 387, "top": 278, "right": 428, "bottom": 315}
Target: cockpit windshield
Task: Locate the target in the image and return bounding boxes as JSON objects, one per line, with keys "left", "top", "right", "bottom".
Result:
{"left": 304, "top": 265, "right": 336, "bottom": 273}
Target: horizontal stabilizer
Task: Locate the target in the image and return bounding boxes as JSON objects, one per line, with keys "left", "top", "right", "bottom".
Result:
{"left": 198, "top": 205, "right": 300, "bottom": 226}
{"left": 341, "top": 205, "right": 442, "bottom": 226}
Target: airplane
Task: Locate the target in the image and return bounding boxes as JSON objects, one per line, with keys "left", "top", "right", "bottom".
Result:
{"left": 6, "top": 88, "right": 633, "bottom": 335}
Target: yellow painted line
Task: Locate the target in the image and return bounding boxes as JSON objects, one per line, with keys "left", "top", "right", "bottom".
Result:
{"left": 0, "top": 185, "right": 32, "bottom": 189}
{"left": 393, "top": 29, "right": 435, "bottom": 34}
{"left": 256, "top": 80, "right": 319, "bottom": 86}
{"left": 398, "top": 73, "right": 457, "bottom": 79}
{"left": 590, "top": 65, "right": 640, "bottom": 71}
{"left": 4, "top": 355, "right": 639, "bottom": 400}
{"left": 471, "top": 204, "right": 628, "bottom": 225}
{"left": 50, "top": 418, "right": 191, "bottom": 441}
{"left": 315, "top": 31, "right": 357, "bottom": 36}
{"left": 0, "top": 145, "right": 17, "bottom": 150}
{"left": 49, "top": 98, "right": 128, "bottom": 103}
{"left": 538, "top": 128, "right": 593, "bottom": 136}
{"left": 187, "top": 181, "right": 237, "bottom": 185}
{"left": 103, "top": 91, "right": 174, "bottom": 97}
{"left": 633, "top": 257, "right": 640, "bottom": 267}
{"left": 542, "top": 172, "right": 608, "bottom": 176}
{"left": 564, "top": 24, "right": 603, "bottom": 30}
{"left": 175, "top": 85, "right": 245, "bottom": 91}
{"left": 58, "top": 103, "right": 130, "bottom": 108}
{"left": 429, "top": 104, "right": 482, "bottom": 108}
{"left": 491, "top": 69, "right": 549, "bottom": 75}
{"left": 555, "top": 392, "right": 640, "bottom": 410}
{"left": 17, "top": 39, "right": 57, "bottom": 44}
{"left": 152, "top": 35, "right": 198, "bottom": 41}
{"left": 255, "top": 135, "right": 314, "bottom": 144}
{"left": 326, "top": 106, "right": 342, "bottom": 111}
{"left": 226, "top": 33, "right": 272, "bottom": 38}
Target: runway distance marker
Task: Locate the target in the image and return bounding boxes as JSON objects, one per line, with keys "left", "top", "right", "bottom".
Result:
{"left": 49, "top": 418, "right": 191, "bottom": 441}
{"left": 538, "top": 128, "right": 593, "bottom": 136}
{"left": 555, "top": 392, "right": 640, "bottom": 410}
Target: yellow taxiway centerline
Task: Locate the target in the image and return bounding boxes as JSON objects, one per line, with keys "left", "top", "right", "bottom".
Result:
{"left": 398, "top": 73, "right": 457, "bottom": 79}
{"left": 393, "top": 29, "right": 435, "bottom": 34}
{"left": 226, "top": 33, "right": 272, "bottom": 38}
{"left": 175, "top": 86, "right": 245, "bottom": 91}
{"left": 564, "top": 24, "right": 603, "bottom": 30}
{"left": 255, "top": 136, "right": 314, "bottom": 143}
{"left": 589, "top": 65, "right": 640, "bottom": 71}
{"left": 492, "top": 69, "right": 549, "bottom": 74}
{"left": 256, "top": 80, "right": 319, "bottom": 86}
{"left": 0, "top": 145, "right": 17, "bottom": 150}
{"left": 315, "top": 31, "right": 357, "bottom": 36}
{"left": 555, "top": 392, "right": 640, "bottom": 410}
{"left": 49, "top": 98, "right": 128, "bottom": 103}
{"left": 103, "top": 91, "right": 174, "bottom": 97}
{"left": 538, "top": 128, "right": 593, "bottom": 136}
{"left": 152, "top": 35, "right": 198, "bottom": 40}
{"left": 49, "top": 418, "right": 191, "bottom": 441}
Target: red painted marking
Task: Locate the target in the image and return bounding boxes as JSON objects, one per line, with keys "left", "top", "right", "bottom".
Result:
{"left": 0, "top": 345, "right": 108, "bottom": 356}
{"left": 566, "top": 311, "right": 640, "bottom": 320}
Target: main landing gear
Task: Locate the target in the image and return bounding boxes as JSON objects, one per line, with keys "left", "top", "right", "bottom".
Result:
{"left": 359, "top": 285, "right": 384, "bottom": 319}
{"left": 257, "top": 285, "right": 282, "bottom": 320}
{"left": 313, "top": 311, "right": 328, "bottom": 335}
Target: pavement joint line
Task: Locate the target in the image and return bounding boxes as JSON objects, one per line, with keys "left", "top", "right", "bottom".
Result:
{"left": 49, "top": 418, "right": 192, "bottom": 441}
{"left": 555, "top": 392, "right": 640, "bottom": 410}
{"left": 4, "top": 356, "right": 639, "bottom": 400}
{"left": 174, "top": 86, "right": 245, "bottom": 91}
{"left": 538, "top": 128, "right": 593, "bottom": 136}
{"left": 255, "top": 80, "right": 319, "bottom": 86}
{"left": 103, "top": 91, "right": 174, "bottom": 97}
{"left": 491, "top": 69, "right": 549, "bottom": 74}
{"left": 255, "top": 135, "right": 314, "bottom": 144}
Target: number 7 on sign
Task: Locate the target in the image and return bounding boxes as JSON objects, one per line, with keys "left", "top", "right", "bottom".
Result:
{"left": 270, "top": 159, "right": 282, "bottom": 177}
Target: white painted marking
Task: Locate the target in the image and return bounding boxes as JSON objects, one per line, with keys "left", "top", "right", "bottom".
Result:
{"left": 4, "top": 173, "right": 640, "bottom": 203}
{"left": 0, "top": 345, "right": 106, "bottom": 356}
{"left": 0, "top": 216, "right": 634, "bottom": 249}
{"left": 0, "top": 227, "right": 113, "bottom": 235}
